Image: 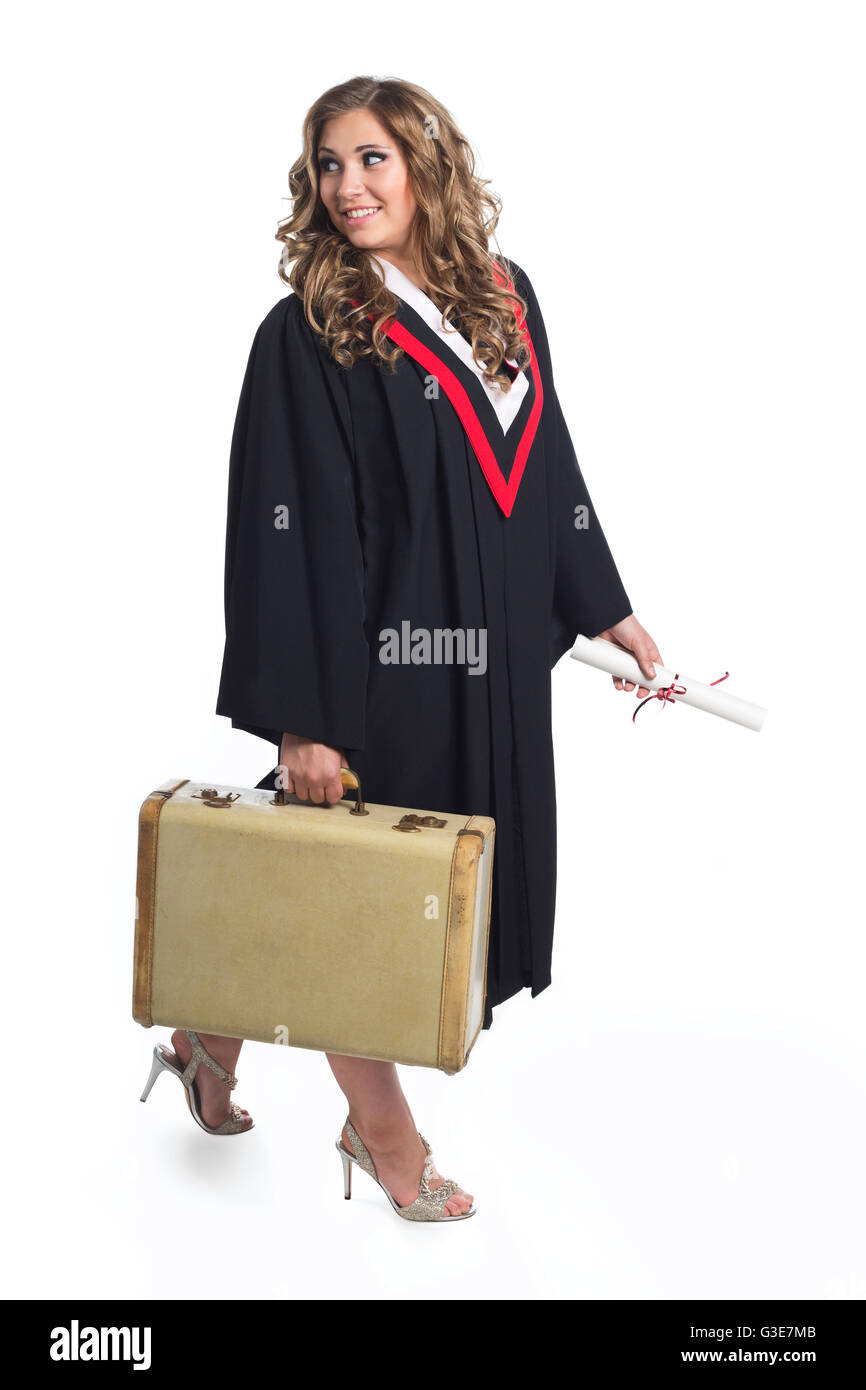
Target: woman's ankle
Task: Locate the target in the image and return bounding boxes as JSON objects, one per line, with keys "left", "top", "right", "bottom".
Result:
{"left": 192, "top": 1031, "right": 241, "bottom": 1065}
{"left": 347, "top": 1109, "right": 417, "bottom": 1152}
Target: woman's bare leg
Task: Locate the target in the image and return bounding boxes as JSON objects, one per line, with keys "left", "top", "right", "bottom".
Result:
{"left": 166, "top": 1031, "right": 253, "bottom": 1131}
{"left": 327, "top": 1053, "right": 473, "bottom": 1216}
{"left": 273, "top": 744, "right": 470, "bottom": 1210}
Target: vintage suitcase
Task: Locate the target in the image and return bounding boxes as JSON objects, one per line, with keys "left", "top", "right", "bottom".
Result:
{"left": 133, "top": 770, "right": 494, "bottom": 1073}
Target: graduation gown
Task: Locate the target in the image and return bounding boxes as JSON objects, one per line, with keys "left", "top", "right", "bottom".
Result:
{"left": 216, "top": 261, "right": 632, "bottom": 1027}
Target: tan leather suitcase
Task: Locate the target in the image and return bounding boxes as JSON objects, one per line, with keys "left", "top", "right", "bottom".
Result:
{"left": 133, "top": 770, "right": 494, "bottom": 1073}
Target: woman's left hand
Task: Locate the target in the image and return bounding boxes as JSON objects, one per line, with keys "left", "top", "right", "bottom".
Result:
{"left": 596, "top": 615, "right": 663, "bottom": 698}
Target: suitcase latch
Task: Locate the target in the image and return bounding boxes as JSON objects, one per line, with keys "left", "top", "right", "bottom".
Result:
{"left": 192, "top": 788, "right": 241, "bottom": 809}
{"left": 392, "top": 814, "right": 448, "bottom": 832}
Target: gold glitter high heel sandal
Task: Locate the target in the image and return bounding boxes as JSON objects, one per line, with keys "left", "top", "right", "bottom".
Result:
{"left": 139, "top": 1030, "right": 254, "bottom": 1136}
{"left": 336, "top": 1117, "right": 475, "bottom": 1221}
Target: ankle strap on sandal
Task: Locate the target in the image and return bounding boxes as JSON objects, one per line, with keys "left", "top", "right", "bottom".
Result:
{"left": 183, "top": 1030, "right": 238, "bottom": 1090}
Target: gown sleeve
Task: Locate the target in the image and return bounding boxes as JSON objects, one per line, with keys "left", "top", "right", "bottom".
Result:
{"left": 215, "top": 294, "right": 369, "bottom": 757}
{"left": 512, "top": 265, "right": 634, "bottom": 666}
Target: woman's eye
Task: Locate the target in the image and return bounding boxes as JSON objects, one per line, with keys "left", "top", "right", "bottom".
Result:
{"left": 318, "top": 152, "right": 386, "bottom": 175}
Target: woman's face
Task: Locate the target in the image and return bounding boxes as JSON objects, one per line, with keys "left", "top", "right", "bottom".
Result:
{"left": 317, "top": 109, "right": 417, "bottom": 257}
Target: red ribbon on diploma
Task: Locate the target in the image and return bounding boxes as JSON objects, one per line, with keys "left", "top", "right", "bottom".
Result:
{"left": 632, "top": 671, "right": 730, "bottom": 724}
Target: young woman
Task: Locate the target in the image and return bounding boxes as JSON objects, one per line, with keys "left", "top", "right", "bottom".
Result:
{"left": 157, "top": 76, "right": 661, "bottom": 1222}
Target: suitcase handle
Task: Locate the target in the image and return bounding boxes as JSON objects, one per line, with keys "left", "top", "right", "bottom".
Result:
{"left": 339, "top": 767, "right": 367, "bottom": 815}
{"left": 273, "top": 765, "right": 368, "bottom": 816}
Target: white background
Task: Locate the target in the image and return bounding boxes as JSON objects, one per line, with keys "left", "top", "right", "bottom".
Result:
{"left": 3, "top": 0, "right": 864, "bottom": 1300}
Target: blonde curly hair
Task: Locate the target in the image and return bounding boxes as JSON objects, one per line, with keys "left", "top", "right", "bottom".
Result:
{"left": 276, "top": 75, "right": 530, "bottom": 389}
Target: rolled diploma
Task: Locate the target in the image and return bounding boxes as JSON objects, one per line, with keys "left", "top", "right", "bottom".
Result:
{"left": 569, "top": 635, "right": 767, "bottom": 732}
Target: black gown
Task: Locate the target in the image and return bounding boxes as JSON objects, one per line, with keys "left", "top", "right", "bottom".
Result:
{"left": 215, "top": 262, "right": 632, "bottom": 1027}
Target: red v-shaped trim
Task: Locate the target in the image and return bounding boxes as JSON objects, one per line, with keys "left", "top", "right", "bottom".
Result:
{"left": 356, "top": 264, "right": 543, "bottom": 518}
{"left": 383, "top": 318, "right": 543, "bottom": 518}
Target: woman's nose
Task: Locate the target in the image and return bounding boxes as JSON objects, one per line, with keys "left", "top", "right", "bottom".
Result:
{"left": 338, "top": 167, "right": 365, "bottom": 201}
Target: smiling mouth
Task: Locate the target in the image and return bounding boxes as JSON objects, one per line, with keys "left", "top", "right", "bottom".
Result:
{"left": 342, "top": 207, "right": 381, "bottom": 224}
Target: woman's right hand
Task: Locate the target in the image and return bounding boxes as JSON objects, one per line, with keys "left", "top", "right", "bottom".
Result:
{"left": 278, "top": 733, "right": 348, "bottom": 805}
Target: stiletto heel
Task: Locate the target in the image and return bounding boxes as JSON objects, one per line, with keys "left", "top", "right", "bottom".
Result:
{"left": 336, "top": 1141, "right": 353, "bottom": 1199}
{"left": 139, "top": 1046, "right": 172, "bottom": 1102}
{"left": 335, "top": 1117, "right": 475, "bottom": 1222}
{"left": 138, "top": 1031, "right": 253, "bottom": 1136}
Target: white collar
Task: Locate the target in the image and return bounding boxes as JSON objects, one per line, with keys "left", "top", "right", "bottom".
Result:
{"left": 369, "top": 254, "right": 528, "bottom": 435}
